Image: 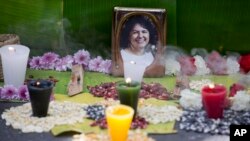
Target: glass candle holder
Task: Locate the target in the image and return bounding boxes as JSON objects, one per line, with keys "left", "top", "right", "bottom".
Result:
{"left": 201, "top": 84, "right": 227, "bottom": 119}
{"left": 116, "top": 79, "right": 141, "bottom": 117}
{"left": 106, "top": 104, "right": 134, "bottom": 141}
{"left": 123, "top": 61, "right": 145, "bottom": 83}
{"left": 27, "top": 79, "right": 54, "bottom": 117}
{"left": 0, "top": 44, "right": 30, "bottom": 87}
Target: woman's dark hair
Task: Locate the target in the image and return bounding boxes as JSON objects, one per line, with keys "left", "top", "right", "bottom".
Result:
{"left": 120, "top": 15, "right": 158, "bottom": 49}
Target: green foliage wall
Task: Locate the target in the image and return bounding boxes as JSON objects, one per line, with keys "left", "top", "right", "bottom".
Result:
{"left": 177, "top": 0, "right": 250, "bottom": 54}
{"left": 0, "top": 0, "right": 176, "bottom": 58}
{"left": 1, "top": 0, "right": 250, "bottom": 58}
{"left": 0, "top": 0, "right": 62, "bottom": 56}
{"left": 63, "top": 0, "right": 176, "bottom": 58}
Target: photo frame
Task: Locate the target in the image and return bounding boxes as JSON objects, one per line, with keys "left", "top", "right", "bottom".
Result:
{"left": 111, "top": 7, "right": 167, "bottom": 77}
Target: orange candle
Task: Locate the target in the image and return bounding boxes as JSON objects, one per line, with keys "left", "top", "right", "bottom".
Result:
{"left": 201, "top": 84, "right": 227, "bottom": 119}
{"left": 106, "top": 104, "right": 134, "bottom": 141}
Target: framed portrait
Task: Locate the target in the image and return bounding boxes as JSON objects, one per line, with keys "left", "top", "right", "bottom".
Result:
{"left": 111, "top": 7, "right": 167, "bottom": 77}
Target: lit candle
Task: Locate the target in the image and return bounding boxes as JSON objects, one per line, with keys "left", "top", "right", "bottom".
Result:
{"left": 27, "top": 79, "right": 54, "bottom": 117}
{"left": 116, "top": 78, "right": 141, "bottom": 117}
{"left": 0, "top": 44, "right": 30, "bottom": 87}
{"left": 125, "top": 77, "right": 131, "bottom": 86}
{"left": 8, "top": 46, "right": 16, "bottom": 52}
{"left": 201, "top": 84, "right": 227, "bottom": 119}
{"left": 106, "top": 105, "right": 134, "bottom": 141}
{"left": 124, "top": 60, "right": 145, "bottom": 83}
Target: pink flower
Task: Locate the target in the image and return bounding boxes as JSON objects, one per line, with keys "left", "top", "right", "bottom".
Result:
{"left": 1, "top": 85, "right": 18, "bottom": 99}
{"left": 88, "top": 56, "right": 103, "bottom": 71}
{"left": 40, "top": 52, "right": 59, "bottom": 70}
{"left": 73, "top": 49, "right": 90, "bottom": 68}
{"left": 206, "top": 51, "right": 227, "bottom": 75}
{"left": 18, "top": 85, "right": 29, "bottom": 100}
{"left": 178, "top": 56, "right": 196, "bottom": 75}
{"left": 29, "top": 56, "right": 42, "bottom": 69}
{"left": 99, "top": 59, "right": 112, "bottom": 74}
{"left": 229, "top": 83, "right": 245, "bottom": 97}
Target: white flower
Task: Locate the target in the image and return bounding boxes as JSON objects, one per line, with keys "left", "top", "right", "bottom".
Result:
{"left": 138, "top": 105, "right": 182, "bottom": 124}
{"left": 231, "top": 91, "right": 250, "bottom": 111}
{"left": 189, "top": 79, "right": 213, "bottom": 92}
{"left": 1, "top": 101, "right": 87, "bottom": 133}
{"left": 179, "top": 89, "right": 202, "bottom": 110}
{"left": 165, "top": 58, "right": 181, "bottom": 75}
{"left": 226, "top": 57, "right": 240, "bottom": 74}
{"left": 194, "top": 55, "right": 210, "bottom": 75}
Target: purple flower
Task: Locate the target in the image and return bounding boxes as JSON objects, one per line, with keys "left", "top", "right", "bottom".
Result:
{"left": 55, "top": 59, "right": 67, "bottom": 71}
{"left": 1, "top": 85, "right": 18, "bottom": 99}
{"left": 29, "top": 56, "right": 42, "bottom": 69}
{"left": 40, "top": 52, "right": 60, "bottom": 70}
{"left": 18, "top": 85, "right": 29, "bottom": 100}
{"left": 62, "top": 55, "right": 74, "bottom": 69}
{"left": 73, "top": 49, "right": 90, "bottom": 68}
{"left": 55, "top": 55, "right": 74, "bottom": 71}
{"left": 27, "top": 49, "right": 112, "bottom": 74}
{"left": 88, "top": 56, "right": 103, "bottom": 71}
{"left": 99, "top": 59, "right": 112, "bottom": 74}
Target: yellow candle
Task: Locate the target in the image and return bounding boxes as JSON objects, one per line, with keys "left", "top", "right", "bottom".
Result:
{"left": 106, "top": 104, "right": 134, "bottom": 141}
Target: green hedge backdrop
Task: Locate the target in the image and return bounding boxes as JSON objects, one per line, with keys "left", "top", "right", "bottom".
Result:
{"left": 0, "top": 0, "right": 250, "bottom": 57}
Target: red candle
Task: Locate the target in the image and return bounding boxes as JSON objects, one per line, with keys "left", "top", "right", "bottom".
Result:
{"left": 201, "top": 84, "right": 227, "bottom": 119}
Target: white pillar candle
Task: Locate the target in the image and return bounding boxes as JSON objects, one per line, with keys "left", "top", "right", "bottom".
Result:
{"left": 0, "top": 44, "right": 30, "bottom": 87}
{"left": 124, "top": 61, "right": 145, "bottom": 83}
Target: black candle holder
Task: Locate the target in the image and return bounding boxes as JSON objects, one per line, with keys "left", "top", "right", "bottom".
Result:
{"left": 27, "top": 79, "right": 54, "bottom": 117}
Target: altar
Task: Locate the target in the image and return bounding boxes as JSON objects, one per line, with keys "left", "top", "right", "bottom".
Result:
{"left": 1, "top": 1, "right": 250, "bottom": 141}
{"left": 0, "top": 69, "right": 237, "bottom": 141}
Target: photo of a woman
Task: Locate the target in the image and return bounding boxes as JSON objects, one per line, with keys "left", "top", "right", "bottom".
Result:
{"left": 111, "top": 7, "right": 166, "bottom": 77}
{"left": 120, "top": 15, "right": 158, "bottom": 70}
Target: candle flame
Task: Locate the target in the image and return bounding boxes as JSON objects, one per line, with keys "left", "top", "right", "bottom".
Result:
{"left": 130, "top": 61, "right": 136, "bottom": 64}
{"left": 125, "top": 77, "right": 132, "bottom": 84}
{"left": 208, "top": 83, "right": 215, "bottom": 89}
{"left": 36, "top": 81, "right": 41, "bottom": 86}
{"left": 8, "top": 47, "right": 16, "bottom": 52}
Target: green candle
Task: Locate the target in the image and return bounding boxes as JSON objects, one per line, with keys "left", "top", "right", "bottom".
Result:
{"left": 116, "top": 79, "right": 141, "bottom": 117}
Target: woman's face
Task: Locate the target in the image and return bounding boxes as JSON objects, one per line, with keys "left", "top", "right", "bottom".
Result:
{"left": 129, "top": 24, "right": 150, "bottom": 50}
